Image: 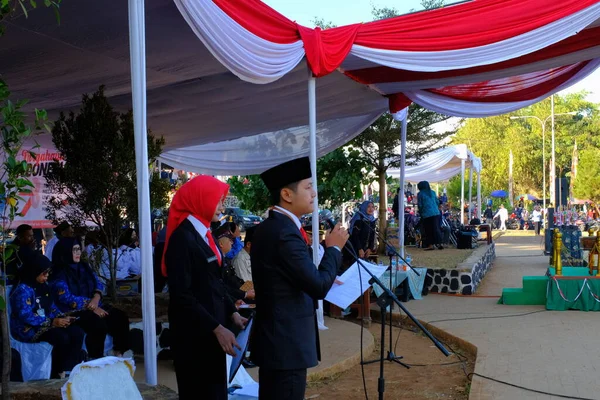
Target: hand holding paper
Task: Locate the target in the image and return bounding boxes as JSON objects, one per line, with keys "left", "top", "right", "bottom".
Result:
{"left": 325, "top": 260, "right": 388, "bottom": 309}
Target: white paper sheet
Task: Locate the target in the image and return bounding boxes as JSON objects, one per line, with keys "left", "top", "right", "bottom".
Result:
{"left": 230, "top": 382, "right": 260, "bottom": 398}
{"left": 325, "top": 260, "right": 388, "bottom": 309}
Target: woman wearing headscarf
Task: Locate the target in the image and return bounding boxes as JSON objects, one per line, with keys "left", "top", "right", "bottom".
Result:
{"left": 51, "top": 237, "right": 131, "bottom": 360}
{"left": 348, "top": 201, "right": 377, "bottom": 260}
{"left": 162, "top": 175, "right": 248, "bottom": 400}
{"left": 417, "top": 181, "right": 443, "bottom": 250}
{"left": 10, "top": 253, "right": 84, "bottom": 378}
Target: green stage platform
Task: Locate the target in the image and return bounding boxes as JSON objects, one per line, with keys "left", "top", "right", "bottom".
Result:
{"left": 500, "top": 267, "right": 600, "bottom": 311}
{"left": 499, "top": 275, "right": 548, "bottom": 305}
{"left": 546, "top": 267, "right": 600, "bottom": 311}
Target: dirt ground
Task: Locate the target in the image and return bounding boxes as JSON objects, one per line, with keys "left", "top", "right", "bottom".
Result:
{"left": 305, "top": 320, "right": 475, "bottom": 400}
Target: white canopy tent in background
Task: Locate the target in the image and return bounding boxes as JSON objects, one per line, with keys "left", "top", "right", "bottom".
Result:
{"left": 4, "top": 0, "right": 600, "bottom": 386}
{"left": 387, "top": 144, "right": 482, "bottom": 255}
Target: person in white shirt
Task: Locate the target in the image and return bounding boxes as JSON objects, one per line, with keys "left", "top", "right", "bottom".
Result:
{"left": 494, "top": 204, "right": 509, "bottom": 231}
{"left": 44, "top": 221, "right": 74, "bottom": 261}
{"left": 232, "top": 226, "right": 255, "bottom": 282}
{"left": 532, "top": 206, "right": 542, "bottom": 236}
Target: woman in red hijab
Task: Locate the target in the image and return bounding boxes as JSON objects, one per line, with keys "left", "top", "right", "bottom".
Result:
{"left": 163, "top": 175, "right": 247, "bottom": 400}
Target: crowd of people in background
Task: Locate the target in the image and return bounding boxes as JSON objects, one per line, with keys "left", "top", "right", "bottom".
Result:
{"left": 5, "top": 178, "right": 577, "bottom": 385}
{"left": 5, "top": 222, "right": 132, "bottom": 381}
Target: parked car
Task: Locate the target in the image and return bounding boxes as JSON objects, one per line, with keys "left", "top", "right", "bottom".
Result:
{"left": 224, "top": 207, "right": 263, "bottom": 231}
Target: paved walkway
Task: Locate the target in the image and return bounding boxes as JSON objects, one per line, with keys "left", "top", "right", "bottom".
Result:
{"left": 404, "top": 230, "right": 600, "bottom": 400}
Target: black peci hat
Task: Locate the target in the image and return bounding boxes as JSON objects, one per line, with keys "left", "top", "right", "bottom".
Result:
{"left": 213, "top": 223, "right": 233, "bottom": 240}
{"left": 260, "top": 157, "right": 312, "bottom": 194}
{"left": 54, "top": 221, "right": 71, "bottom": 234}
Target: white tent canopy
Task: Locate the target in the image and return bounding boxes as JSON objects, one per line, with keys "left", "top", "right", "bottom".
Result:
{"left": 1, "top": 0, "right": 387, "bottom": 175}
{"left": 387, "top": 144, "right": 482, "bottom": 183}
{"left": 388, "top": 144, "right": 483, "bottom": 248}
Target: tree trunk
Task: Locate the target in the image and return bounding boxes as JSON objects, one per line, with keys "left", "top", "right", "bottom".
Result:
{"left": 1, "top": 286, "right": 10, "bottom": 399}
{"left": 108, "top": 245, "right": 118, "bottom": 302}
{"left": 377, "top": 165, "right": 388, "bottom": 254}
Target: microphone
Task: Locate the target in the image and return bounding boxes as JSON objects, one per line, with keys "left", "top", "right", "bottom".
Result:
{"left": 320, "top": 209, "right": 337, "bottom": 232}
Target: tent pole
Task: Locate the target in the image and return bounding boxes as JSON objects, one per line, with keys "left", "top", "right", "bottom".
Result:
{"left": 128, "top": 0, "right": 157, "bottom": 385}
{"left": 398, "top": 111, "right": 408, "bottom": 258}
{"left": 477, "top": 172, "right": 482, "bottom": 220}
{"left": 460, "top": 160, "right": 465, "bottom": 226}
{"left": 468, "top": 167, "right": 473, "bottom": 221}
{"left": 308, "top": 71, "right": 327, "bottom": 330}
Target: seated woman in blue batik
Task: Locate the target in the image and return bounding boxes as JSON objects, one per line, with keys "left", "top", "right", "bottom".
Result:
{"left": 50, "top": 237, "right": 131, "bottom": 360}
{"left": 10, "top": 253, "right": 84, "bottom": 378}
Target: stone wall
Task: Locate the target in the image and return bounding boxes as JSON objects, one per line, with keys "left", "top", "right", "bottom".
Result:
{"left": 424, "top": 242, "right": 496, "bottom": 295}
{"left": 129, "top": 321, "right": 172, "bottom": 359}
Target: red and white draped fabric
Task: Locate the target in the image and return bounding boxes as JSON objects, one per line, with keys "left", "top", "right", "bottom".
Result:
{"left": 176, "top": 0, "right": 600, "bottom": 116}
{"left": 5, "top": 0, "right": 600, "bottom": 174}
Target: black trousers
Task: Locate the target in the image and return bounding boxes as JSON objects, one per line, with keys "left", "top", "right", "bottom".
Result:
{"left": 75, "top": 306, "right": 130, "bottom": 359}
{"left": 422, "top": 215, "right": 442, "bottom": 247}
{"left": 39, "top": 325, "right": 85, "bottom": 376}
{"left": 258, "top": 368, "right": 307, "bottom": 400}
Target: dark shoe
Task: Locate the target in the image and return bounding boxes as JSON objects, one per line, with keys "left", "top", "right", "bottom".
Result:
{"left": 436, "top": 245, "right": 444, "bottom": 250}
{"left": 242, "top": 359, "right": 256, "bottom": 368}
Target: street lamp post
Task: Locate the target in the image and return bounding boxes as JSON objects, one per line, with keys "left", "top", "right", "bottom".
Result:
{"left": 510, "top": 111, "right": 576, "bottom": 221}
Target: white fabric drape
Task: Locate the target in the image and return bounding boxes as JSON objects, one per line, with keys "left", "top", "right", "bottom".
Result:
{"left": 159, "top": 112, "right": 383, "bottom": 175}
{"left": 387, "top": 144, "right": 481, "bottom": 183}
{"left": 173, "top": 0, "right": 304, "bottom": 84}
{"left": 349, "top": 3, "right": 600, "bottom": 73}
{"left": 403, "top": 58, "right": 600, "bottom": 117}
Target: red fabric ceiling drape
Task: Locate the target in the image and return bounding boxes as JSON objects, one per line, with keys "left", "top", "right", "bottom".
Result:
{"left": 429, "top": 62, "right": 589, "bottom": 102}
{"left": 212, "top": 0, "right": 600, "bottom": 76}
{"left": 344, "top": 26, "right": 600, "bottom": 85}
{"left": 298, "top": 24, "right": 361, "bottom": 77}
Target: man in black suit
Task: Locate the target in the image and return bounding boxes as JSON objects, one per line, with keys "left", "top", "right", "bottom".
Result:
{"left": 251, "top": 157, "right": 349, "bottom": 400}
{"left": 162, "top": 175, "right": 247, "bottom": 400}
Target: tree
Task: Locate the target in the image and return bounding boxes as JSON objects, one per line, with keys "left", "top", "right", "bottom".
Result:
{"left": 1, "top": 2, "right": 59, "bottom": 395}
{"left": 350, "top": 2, "right": 456, "bottom": 249}
{"left": 44, "top": 86, "right": 169, "bottom": 299}
{"left": 452, "top": 92, "right": 599, "bottom": 204}
{"left": 315, "top": 147, "right": 370, "bottom": 209}
{"left": 352, "top": 106, "right": 455, "bottom": 249}
{"left": 226, "top": 175, "right": 270, "bottom": 213}
{"left": 573, "top": 148, "right": 600, "bottom": 201}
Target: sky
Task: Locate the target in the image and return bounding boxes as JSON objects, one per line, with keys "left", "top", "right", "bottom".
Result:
{"left": 262, "top": 0, "right": 600, "bottom": 104}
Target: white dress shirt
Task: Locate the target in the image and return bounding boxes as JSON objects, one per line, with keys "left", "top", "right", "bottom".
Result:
{"left": 273, "top": 206, "right": 301, "bottom": 229}
{"left": 187, "top": 215, "right": 211, "bottom": 246}
{"left": 273, "top": 206, "right": 339, "bottom": 254}
{"left": 187, "top": 215, "right": 221, "bottom": 263}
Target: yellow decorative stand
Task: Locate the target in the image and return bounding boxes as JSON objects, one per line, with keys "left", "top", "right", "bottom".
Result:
{"left": 553, "top": 229, "right": 562, "bottom": 276}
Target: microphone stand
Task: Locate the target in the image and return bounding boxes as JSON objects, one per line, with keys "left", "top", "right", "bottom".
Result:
{"left": 343, "top": 241, "right": 450, "bottom": 400}
{"left": 356, "top": 212, "right": 420, "bottom": 277}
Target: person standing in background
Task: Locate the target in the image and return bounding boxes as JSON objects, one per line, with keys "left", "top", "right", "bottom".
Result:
{"left": 532, "top": 206, "right": 542, "bottom": 236}
{"left": 417, "top": 181, "right": 443, "bottom": 250}
{"left": 494, "top": 204, "right": 509, "bottom": 231}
